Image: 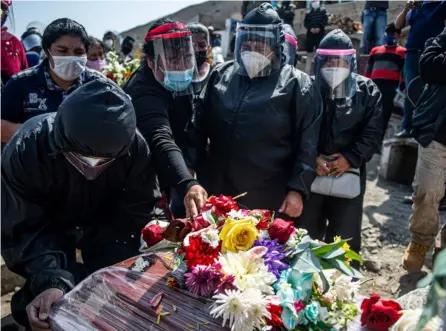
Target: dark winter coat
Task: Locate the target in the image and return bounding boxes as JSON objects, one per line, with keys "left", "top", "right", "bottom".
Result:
{"left": 1, "top": 80, "right": 160, "bottom": 298}
{"left": 187, "top": 61, "right": 322, "bottom": 210}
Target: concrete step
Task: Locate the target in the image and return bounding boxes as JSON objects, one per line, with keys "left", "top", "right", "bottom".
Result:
{"left": 1, "top": 258, "right": 24, "bottom": 296}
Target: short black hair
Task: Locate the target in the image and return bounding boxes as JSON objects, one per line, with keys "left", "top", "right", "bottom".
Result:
{"left": 143, "top": 18, "right": 187, "bottom": 59}
{"left": 42, "top": 18, "right": 89, "bottom": 52}
{"left": 88, "top": 37, "right": 105, "bottom": 51}
{"left": 186, "top": 22, "right": 209, "bottom": 44}
{"left": 385, "top": 22, "right": 401, "bottom": 35}
{"left": 123, "top": 36, "right": 135, "bottom": 46}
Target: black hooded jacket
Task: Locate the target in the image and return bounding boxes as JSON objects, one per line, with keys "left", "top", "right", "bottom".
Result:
{"left": 187, "top": 61, "right": 322, "bottom": 210}
{"left": 123, "top": 62, "right": 198, "bottom": 196}
{"left": 1, "top": 79, "right": 160, "bottom": 296}
{"left": 315, "top": 30, "right": 383, "bottom": 172}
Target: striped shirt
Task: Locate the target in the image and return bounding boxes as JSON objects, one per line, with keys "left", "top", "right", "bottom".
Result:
{"left": 364, "top": 45, "right": 406, "bottom": 84}
{"left": 304, "top": 8, "right": 329, "bottom": 30}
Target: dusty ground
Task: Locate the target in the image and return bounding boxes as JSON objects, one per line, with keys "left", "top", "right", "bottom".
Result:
{"left": 2, "top": 155, "right": 445, "bottom": 326}
{"left": 359, "top": 154, "right": 445, "bottom": 298}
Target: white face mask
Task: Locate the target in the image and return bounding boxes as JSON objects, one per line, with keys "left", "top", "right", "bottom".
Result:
{"left": 104, "top": 39, "right": 114, "bottom": 48}
{"left": 321, "top": 67, "right": 350, "bottom": 89}
{"left": 241, "top": 51, "right": 271, "bottom": 79}
{"left": 50, "top": 53, "right": 87, "bottom": 81}
{"left": 311, "top": 1, "right": 320, "bottom": 9}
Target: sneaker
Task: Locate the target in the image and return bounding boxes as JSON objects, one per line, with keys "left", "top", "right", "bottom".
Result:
{"left": 402, "top": 242, "right": 430, "bottom": 272}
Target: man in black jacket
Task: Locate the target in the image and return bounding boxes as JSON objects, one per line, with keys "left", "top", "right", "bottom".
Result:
{"left": 124, "top": 19, "right": 208, "bottom": 218}
{"left": 304, "top": 0, "right": 329, "bottom": 54}
{"left": 1, "top": 79, "right": 160, "bottom": 328}
{"left": 403, "top": 27, "right": 446, "bottom": 272}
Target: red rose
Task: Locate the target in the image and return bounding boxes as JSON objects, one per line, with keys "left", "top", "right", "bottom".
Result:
{"left": 361, "top": 294, "right": 402, "bottom": 331}
{"left": 266, "top": 304, "right": 283, "bottom": 328}
{"left": 163, "top": 219, "right": 193, "bottom": 242}
{"left": 268, "top": 218, "right": 295, "bottom": 244}
{"left": 203, "top": 195, "right": 240, "bottom": 217}
{"left": 142, "top": 224, "right": 164, "bottom": 247}
{"left": 191, "top": 214, "right": 209, "bottom": 231}
{"left": 249, "top": 209, "right": 271, "bottom": 230}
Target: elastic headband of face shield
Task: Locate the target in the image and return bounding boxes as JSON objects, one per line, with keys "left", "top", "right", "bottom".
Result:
{"left": 315, "top": 48, "right": 357, "bottom": 99}
{"left": 234, "top": 23, "right": 283, "bottom": 78}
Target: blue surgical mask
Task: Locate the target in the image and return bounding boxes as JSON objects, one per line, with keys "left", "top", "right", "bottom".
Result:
{"left": 385, "top": 35, "right": 397, "bottom": 46}
{"left": 162, "top": 68, "right": 194, "bottom": 92}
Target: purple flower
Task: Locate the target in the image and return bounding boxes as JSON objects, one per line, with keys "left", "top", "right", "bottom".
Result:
{"left": 215, "top": 274, "right": 237, "bottom": 294}
{"left": 254, "top": 239, "right": 289, "bottom": 279}
{"left": 184, "top": 265, "right": 222, "bottom": 297}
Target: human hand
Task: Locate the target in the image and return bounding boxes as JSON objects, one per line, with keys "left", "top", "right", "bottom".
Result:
{"left": 279, "top": 191, "right": 303, "bottom": 218}
{"left": 184, "top": 185, "right": 208, "bottom": 217}
{"left": 316, "top": 156, "right": 330, "bottom": 176}
{"left": 310, "top": 28, "right": 316, "bottom": 33}
{"left": 27, "top": 288, "right": 64, "bottom": 331}
{"left": 314, "top": 28, "right": 321, "bottom": 33}
{"left": 326, "top": 153, "right": 350, "bottom": 178}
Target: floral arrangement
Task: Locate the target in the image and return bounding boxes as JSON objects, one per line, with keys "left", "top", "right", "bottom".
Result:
{"left": 103, "top": 51, "right": 140, "bottom": 87}
{"left": 360, "top": 294, "right": 403, "bottom": 331}
{"left": 142, "top": 194, "right": 365, "bottom": 331}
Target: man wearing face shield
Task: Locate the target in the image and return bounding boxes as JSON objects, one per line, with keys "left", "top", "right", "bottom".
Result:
{"left": 124, "top": 19, "right": 208, "bottom": 219}
{"left": 1, "top": 79, "right": 160, "bottom": 329}
{"left": 187, "top": 3, "right": 322, "bottom": 219}
{"left": 298, "top": 29, "right": 383, "bottom": 257}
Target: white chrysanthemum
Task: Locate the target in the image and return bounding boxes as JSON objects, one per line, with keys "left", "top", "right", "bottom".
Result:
{"left": 218, "top": 251, "right": 276, "bottom": 295}
{"left": 226, "top": 210, "right": 259, "bottom": 225}
{"left": 211, "top": 289, "right": 271, "bottom": 331}
{"left": 200, "top": 228, "right": 220, "bottom": 249}
{"left": 329, "top": 273, "right": 359, "bottom": 302}
{"left": 285, "top": 232, "right": 300, "bottom": 248}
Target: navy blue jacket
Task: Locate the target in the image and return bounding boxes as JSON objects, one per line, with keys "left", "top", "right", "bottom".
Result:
{"left": 1, "top": 59, "right": 103, "bottom": 124}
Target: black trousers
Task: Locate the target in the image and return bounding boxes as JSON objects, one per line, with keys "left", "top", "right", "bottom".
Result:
{"left": 297, "top": 170, "right": 366, "bottom": 254}
{"left": 305, "top": 30, "right": 324, "bottom": 53}
{"left": 375, "top": 81, "right": 398, "bottom": 143}
{"left": 11, "top": 228, "right": 141, "bottom": 327}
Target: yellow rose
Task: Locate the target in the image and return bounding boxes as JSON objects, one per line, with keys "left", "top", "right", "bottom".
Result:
{"left": 219, "top": 218, "right": 259, "bottom": 253}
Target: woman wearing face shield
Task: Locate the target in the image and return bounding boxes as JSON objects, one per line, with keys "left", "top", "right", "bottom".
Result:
{"left": 124, "top": 19, "right": 208, "bottom": 219}
{"left": 187, "top": 3, "right": 322, "bottom": 219}
{"left": 298, "top": 29, "right": 383, "bottom": 258}
{"left": 1, "top": 18, "right": 103, "bottom": 144}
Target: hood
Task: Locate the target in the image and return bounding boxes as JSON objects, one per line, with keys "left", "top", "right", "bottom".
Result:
{"left": 319, "top": 29, "right": 353, "bottom": 50}
{"left": 50, "top": 78, "right": 136, "bottom": 158}
{"left": 242, "top": 2, "right": 282, "bottom": 25}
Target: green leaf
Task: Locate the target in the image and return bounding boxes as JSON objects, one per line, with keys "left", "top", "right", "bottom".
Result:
{"left": 326, "top": 258, "right": 355, "bottom": 277}
{"left": 172, "top": 253, "right": 185, "bottom": 272}
{"left": 432, "top": 249, "right": 446, "bottom": 277}
{"left": 318, "top": 270, "right": 330, "bottom": 294}
{"left": 311, "top": 241, "right": 345, "bottom": 256}
{"left": 316, "top": 321, "right": 336, "bottom": 330}
{"left": 322, "top": 247, "right": 346, "bottom": 260}
{"left": 345, "top": 249, "right": 364, "bottom": 263}
{"left": 417, "top": 274, "right": 433, "bottom": 288}
{"left": 320, "top": 259, "right": 332, "bottom": 270}
{"left": 293, "top": 235, "right": 311, "bottom": 254}
{"left": 291, "top": 248, "right": 321, "bottom": 273}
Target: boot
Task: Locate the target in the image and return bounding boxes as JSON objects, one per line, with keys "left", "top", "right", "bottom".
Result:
{"left": 402, "top": 241, "right": 430, "bottom": 272}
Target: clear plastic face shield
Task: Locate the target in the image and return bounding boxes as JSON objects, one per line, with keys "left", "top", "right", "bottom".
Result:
{"left": 234, "top": 23, "right": 282, "bottom": 79}
{"left": 145, "top": 23, "right": 200, "bottom": 96}
{"left": 191, "top": 31, "right": 211, "bottom": 83}
{"left": 63, "top": 152, "right": 114, "bottom": 180}
{"left": 314, "top": 48, "right": 357, "bottom": 99}
{"left": 283, "top": 34, "right": 297, "bottom": 66}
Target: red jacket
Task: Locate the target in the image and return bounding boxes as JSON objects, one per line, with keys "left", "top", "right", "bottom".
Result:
{"left": 1, "top": 27, "right": 28, "bottom": 85}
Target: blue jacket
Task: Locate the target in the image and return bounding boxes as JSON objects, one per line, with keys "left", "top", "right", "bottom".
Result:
{"left": 1, "top": 59, "right": 103, "bottom": 124}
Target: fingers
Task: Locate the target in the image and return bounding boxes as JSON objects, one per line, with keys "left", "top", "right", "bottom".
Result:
{"left": 38, "top": 295, "right": 53, "bottom": 321}
{"left": 279, "top": 199, "right": 287, "bottom": 213}
{"left": 27, "top": 302, "right": 50, "bottom": 330}
{"left": 185, "top": 197, "right": 198, "bottom": 218}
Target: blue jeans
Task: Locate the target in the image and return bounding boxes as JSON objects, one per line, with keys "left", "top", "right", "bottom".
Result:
{"left": 402, "top": 52, "right": 420, "bottom": 132}
{"left": 360, "top": 9, "right": 387, "bottom": 54}
{"left": 170, "top": 188, "right": 186, "bottom": 219}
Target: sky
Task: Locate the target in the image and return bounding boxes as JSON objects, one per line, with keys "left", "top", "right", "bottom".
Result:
{"left": 6, "top": 0, "right": 206, "bottom": 39}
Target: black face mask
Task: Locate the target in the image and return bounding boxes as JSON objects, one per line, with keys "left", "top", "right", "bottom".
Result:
{"left": 195, "top": 51, "right": 208, "bottom": 68}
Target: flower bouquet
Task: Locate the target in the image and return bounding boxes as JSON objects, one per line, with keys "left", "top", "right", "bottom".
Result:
{"left": 103, "top": 51, "right": 140, "bottom": 87}
{"left": 142, "top": 194, "right": 365, "bottom": 331}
